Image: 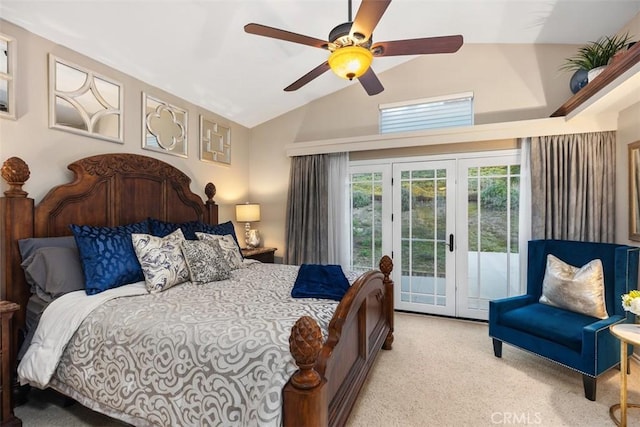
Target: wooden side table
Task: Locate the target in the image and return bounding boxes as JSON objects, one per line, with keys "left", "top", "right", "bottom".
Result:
{"left": 242, "top": 247, "right": 277, "bottom": 263}
{"left": 0, "top": 300, "right": 20, "bottom": 426}
{"left": 609, "top": 323, "right": 640, "bottom": 427}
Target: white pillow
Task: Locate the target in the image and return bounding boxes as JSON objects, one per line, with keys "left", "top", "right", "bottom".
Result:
{"left": 195, "top": 232, "right": 243, "bottom": 269}
{"left": 132, "top": 229, "right": 190, "bottom": 293}
{"left": 539, "top": 254, "right": 608, "bottom": 319}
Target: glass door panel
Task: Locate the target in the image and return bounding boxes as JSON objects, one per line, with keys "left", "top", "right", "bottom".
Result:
{"left": 348, "top": 165, "right": 392, "bottom": 274}
{"left": 457, "top": 158, "right": 522, "bottom": 320}
{"left": 393, "top": 161, "right": 456, "bottom": 315}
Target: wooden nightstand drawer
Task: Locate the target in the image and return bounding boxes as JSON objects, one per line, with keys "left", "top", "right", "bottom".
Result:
{"left": 241, "top": 247, "right": 277, "bottom": 263}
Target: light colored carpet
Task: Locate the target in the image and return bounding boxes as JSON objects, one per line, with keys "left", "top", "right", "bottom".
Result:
{"left": 14, "top": 312, "right": 640, "bottom": 426}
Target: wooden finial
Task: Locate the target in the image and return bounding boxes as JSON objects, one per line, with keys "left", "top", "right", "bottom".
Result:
{"left": 289, "top": 316, "right": 323, "bottom": 389}
{"left": 1, "top": 157, "right": 30, "bottom": 197}
{"left": 205, "top": 182, "right": 216, "bottom": 204}
{"left": 379, "top": 255, "right": 393, "bottom": 279}
{"left": 380, "top": 255, "right": 394, "bottom": 350}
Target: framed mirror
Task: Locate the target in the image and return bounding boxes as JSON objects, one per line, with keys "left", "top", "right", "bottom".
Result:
{"left": 0, "top": 33, "right": 16, "bottom": 119}
{"left": 630, "top": 140, "right": 640, "bottom": 241}
{"left": 200, "top": 115, "right": 231, "bottom": 164}
{"left": 142, "top": 93, "right": 188, "bottom": 158}
{"left": 49, "top": 55, "right": 123, "bottom": 142}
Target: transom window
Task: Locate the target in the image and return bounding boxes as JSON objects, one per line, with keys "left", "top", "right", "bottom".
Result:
{"left": 379, "top": 92, "right": 474, "bottom": 134}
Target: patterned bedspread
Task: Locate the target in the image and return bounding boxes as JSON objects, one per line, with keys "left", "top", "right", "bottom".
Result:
{"left": 46, "top": 262, "right": 357, "bottom": 427}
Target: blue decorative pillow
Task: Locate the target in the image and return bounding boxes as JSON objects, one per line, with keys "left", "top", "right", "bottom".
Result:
{"left": 70, "top": 221, "right": 150, "bottom": 295}
{"left": 149, "top": 218, "right": 241, "bottom": 252}
{"left": 148, "top": 218, "right": 202, "bottom": 240}
{"left": 291, "top": 264, "right": 350, "bottom": 301}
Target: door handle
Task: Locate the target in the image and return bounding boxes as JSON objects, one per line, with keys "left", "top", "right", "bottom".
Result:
{"left": 447, "top": 234, "right": 454, "bottom": 252}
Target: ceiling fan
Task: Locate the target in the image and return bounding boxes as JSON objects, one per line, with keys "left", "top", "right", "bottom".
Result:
{"left": 244, "top": 0, "right": 463, "bottom": 96}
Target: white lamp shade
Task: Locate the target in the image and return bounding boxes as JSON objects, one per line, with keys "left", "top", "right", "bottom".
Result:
{"left": 236, "top": 203, "right": 261, "bottom": 222}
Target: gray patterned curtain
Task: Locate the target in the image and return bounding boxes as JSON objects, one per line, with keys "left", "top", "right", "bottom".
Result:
{"left": 284, "top": 154, "right": 328, "bottom": 265}
{"left": 530, "top": 131, "right": 615, "bottom": 242}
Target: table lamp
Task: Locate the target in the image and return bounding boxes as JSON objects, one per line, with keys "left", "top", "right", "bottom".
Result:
{"left": 235, "top": 203, "right": 261, "bottom": 248}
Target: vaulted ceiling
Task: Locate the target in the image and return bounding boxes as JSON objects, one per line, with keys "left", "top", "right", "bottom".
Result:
{"left": 1, "top": 0, "right": 639, "bottom": 128}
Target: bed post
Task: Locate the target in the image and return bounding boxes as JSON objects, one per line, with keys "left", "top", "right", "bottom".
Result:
{"left": 204, "top": 182, "right": 219, "bottom": 224}
{"left": 0, "top": 157, "right": 33, "bottom": 330}
{"left": 283, "top": 316, "right": 327, "bottom": 427}
{"left": 0, "top": 157, "right": 34, "bottom": 412}
{"left": 380, "top": 255, "right": 394, "bottom": 350}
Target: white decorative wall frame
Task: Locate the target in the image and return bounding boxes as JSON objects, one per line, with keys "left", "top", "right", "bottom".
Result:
{"left": 0, "top": 33, "right": 16, "bottom": 120}
{"left": 199, "top": 115, "right": 231, "bottom": 165}
{"left": 142, "top": 93, "right": 188, "bottom": 158}
{"left": 48, "top": 54, "right": 124, "bottom": 142}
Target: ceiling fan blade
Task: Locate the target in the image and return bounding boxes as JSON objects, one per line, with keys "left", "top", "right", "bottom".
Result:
{"left": 244, "top": 23, "right": 328, "bottom": 49}
{"left": 350, "top": 0, "right": 392, "bottom": 42}
{"left": 358, "top": 68, "right": 384, "bottom": 96}
{"left": 284, "top": 62, "right": 331, "bottom": 91}
{"left": 372, "top": 35, "right": 464, "bottom": 57}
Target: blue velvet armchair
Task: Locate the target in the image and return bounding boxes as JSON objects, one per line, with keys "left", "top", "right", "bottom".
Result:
{"left": 489, "top": 239, "right": 640, "bottom": 401}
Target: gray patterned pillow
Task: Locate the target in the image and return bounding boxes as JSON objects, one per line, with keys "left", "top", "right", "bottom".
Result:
{"left": 132, "top": 229, "right": 190, "bottom": 293}
{"left": 195, "top": 232, "right": 243, "bottom": 269}
{"left": 180, "top": 240, "right": 232, "bottom": 283}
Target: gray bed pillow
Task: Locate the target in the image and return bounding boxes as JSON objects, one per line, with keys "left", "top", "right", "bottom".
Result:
{"left": 21, "top": 246, "right": 85, "bottom": 302}
{"left": 18, "top": 236, "right": 77, "bottom": 261}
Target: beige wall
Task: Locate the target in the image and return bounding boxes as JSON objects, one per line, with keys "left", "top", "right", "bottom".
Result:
{"left": 0, "top": 20, "right": 252, "bottom": 235}
{"left": 614, "top": 13, "right": 640, "bottom": 247}
{"left": 616, "top": 102, "right": 640, "bottom": 246}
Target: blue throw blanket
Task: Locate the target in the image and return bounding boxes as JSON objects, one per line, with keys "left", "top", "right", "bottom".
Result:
{"left": 291, "top": 264, "right": 350, "bottom": 301}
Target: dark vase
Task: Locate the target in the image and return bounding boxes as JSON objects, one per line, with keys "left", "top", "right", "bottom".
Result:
{"left": 570, "top": 69, "right": 588, "bottom": 94}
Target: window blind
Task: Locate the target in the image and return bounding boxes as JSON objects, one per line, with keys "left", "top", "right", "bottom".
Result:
{"left": 379, "top": 92, "right": 474, "bottom": 134}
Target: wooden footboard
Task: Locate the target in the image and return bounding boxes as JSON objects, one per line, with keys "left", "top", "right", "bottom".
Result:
{"left": 283, "top": 256, "right": 394, "bottom": 427}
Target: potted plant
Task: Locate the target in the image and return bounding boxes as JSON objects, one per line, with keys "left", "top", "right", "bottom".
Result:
{"left": 561, "top": 32, "right": 634, "bottom": 87}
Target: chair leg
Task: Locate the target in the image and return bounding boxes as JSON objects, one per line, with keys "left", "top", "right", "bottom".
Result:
{"left": 492, "top": 338, "right": 502, "bottom": 358}
{"left": 582, "top": 375, "right": 596, "bottom": 401}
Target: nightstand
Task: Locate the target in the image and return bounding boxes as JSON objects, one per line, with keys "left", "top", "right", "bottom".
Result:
{"left": 0, "top": 300, "right": 20, "bottom": 426}
{"left": 242, "top": 247, "right": 277, "bottom": 263}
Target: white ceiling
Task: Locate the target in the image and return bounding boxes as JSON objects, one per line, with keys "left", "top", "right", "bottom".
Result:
{"left": 1, "top": 0, "right": 639, "bottom": 128}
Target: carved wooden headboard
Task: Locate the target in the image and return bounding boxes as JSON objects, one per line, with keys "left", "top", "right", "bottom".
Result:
{"left": 0, "top": 153, "right": 218, "bottom": 347}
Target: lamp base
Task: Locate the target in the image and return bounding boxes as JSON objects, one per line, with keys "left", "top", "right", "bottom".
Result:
{"left": 246, "top": 229, "right": 261, "bottom": 249}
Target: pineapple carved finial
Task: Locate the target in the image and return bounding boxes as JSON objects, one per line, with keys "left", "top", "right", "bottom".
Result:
{"left": 1, "top": 157, "right": 30, "bottom": 197}
{"left": 288, "top": 315, "right": 323, "bottom": 389}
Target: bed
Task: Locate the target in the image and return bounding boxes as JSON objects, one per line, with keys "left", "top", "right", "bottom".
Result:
{"left": 0, "top": 153, "right": 394, "bottom": 426}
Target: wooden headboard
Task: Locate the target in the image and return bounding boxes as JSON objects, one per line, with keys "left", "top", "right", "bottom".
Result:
{"left": 0, "top": 153, "right": 218, "bottom": 346}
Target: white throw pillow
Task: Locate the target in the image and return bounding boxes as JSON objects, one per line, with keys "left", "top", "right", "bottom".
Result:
{"left": 132, "top": 229, "right": 190, "bottom": 293}
{"left": 539, "top": 254, "right": 608, "bottom": 319}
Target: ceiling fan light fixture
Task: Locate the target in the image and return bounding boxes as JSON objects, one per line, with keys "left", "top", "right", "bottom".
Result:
{"left": 328, "top": 46, "right": 373, "bottom": 80}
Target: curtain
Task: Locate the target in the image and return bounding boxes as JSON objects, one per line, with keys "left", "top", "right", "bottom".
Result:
{"left": 517, "top": 137, "right": 532, "bottom": 295}
{"left": 284, "top": 154, "right": 328, "bottom": 265}
{"left": 530, "top": 131, "right": 615, "bottom": 242}
{"left": 327, "top": 153, "right": 350, "bottom": 268}
{"left": 635, "top": 148, "right": 640, "bottom": 231}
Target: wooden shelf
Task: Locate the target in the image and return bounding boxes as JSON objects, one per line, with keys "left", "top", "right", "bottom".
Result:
{"left": 551, "top": 41, "right": 640, "bottom": 118}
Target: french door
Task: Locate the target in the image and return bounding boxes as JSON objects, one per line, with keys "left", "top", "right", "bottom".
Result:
{"left": 392, "top": 161, "right": 456, "bottom": 316}
{"left": 456, "top": 157, "right": 522, "bottom": 319}
{"left": 350, "top": 151, "right": 523, "bottom": 320}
